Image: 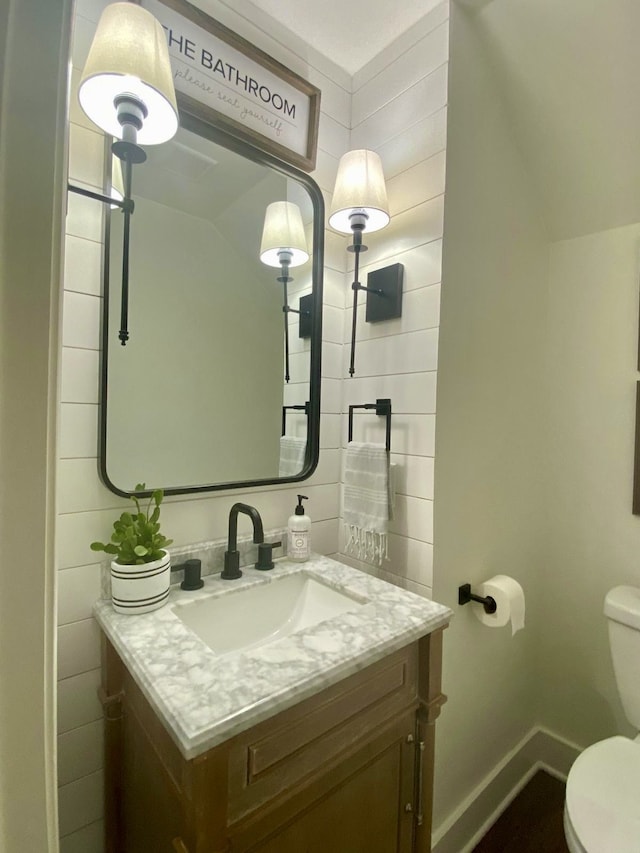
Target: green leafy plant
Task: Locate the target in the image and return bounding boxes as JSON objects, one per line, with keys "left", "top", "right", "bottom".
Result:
{"left": 90, "top": 483, "right": 173, "bottom": 565}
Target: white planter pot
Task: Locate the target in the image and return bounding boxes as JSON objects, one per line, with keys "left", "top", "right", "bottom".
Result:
{"left": 110, "top": 550, "right": 171, "bottom": 615}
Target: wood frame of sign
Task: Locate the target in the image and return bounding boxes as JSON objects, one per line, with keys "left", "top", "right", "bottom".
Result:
{"left": 137, "top": 0, "right": 321, "bottom": 172}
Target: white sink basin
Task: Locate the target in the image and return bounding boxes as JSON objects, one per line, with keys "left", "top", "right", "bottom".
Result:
{"left": 172, "top": 572, "right": 367, "bottom": 657}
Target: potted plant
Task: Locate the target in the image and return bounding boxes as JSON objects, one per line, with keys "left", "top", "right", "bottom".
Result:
{"left": 91, "top": 484, "right": 173, "bottom": 615}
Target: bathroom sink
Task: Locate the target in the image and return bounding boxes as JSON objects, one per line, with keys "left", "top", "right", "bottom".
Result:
{"left": 172, "top": 572, "right": 367, "bottom": 656}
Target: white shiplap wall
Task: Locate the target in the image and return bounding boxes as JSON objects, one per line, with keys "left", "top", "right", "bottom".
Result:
{"left": 57, "top": 1, "right": 450, "bottom": 847}
{"left": 57, "top": 1, "right": 350, "bottom": 848}
{"left": 337, "top": 2, "right": 449, "bottom": 600}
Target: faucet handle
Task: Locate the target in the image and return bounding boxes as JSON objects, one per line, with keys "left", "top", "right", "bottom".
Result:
{"left": 255, "top": 541, "right": 282, "bottom": 571}
{"left": 180, "top": 558, "right": 204, "bottom": 591}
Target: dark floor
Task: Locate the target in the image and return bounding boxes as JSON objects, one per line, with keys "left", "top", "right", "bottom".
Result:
{"left": 472, "top": 770, "right": 569, "bottom": 853}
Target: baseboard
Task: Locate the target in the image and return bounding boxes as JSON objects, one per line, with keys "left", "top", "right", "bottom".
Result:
{"left": 431, "top": 727, "right": 582, "bottom": 853}
{"left": 531, "top": 726, "right": 584, "bottom": 781}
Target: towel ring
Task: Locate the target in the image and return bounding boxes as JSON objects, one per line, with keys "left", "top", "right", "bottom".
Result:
{"left": 348, "top": 398, "right": 392, "bottom": 452}
{"left": 282, "top": 403, "right": 309, "bottom": 436}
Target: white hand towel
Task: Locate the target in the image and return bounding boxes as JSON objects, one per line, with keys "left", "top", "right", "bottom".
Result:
{"left": 279, "top": 435, "right": 307, "bottom": 477}
{"left": 342, "top": 441, "right": 390, "bottom": 566}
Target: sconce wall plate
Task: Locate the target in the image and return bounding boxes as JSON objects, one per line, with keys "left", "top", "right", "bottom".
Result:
{"left": 298, "top": 293, "right": 313, "bottom": 338}
{"left": 365, "top": 262, "right": 404, "bottom": 323}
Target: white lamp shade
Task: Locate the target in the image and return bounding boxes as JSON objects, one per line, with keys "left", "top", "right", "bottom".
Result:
{"left": 260, "top": 201, "right": 309, "bottom": 267}
{"left": 78, "top": 2, "right": 178, "bottom": 145}
{"left": 328, "top": 149, "right": 390, "bottom": 233}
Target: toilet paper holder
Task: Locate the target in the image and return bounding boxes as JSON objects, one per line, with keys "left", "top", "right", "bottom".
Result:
{"left": 458, "top": 583, "right": 497, "bottom": 614}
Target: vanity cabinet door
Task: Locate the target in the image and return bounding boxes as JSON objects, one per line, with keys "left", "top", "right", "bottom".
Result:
{"left": 102, "top": 632, "right": 445, "bottom": 853}
{"left": 119, "top": 701, "right": 183, "bottom": 852}
{"left": 231, "top": 710, "right": 418, "bottom": 853}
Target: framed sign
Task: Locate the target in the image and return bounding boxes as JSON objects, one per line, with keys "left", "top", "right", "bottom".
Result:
{"left": 139, "top": 0, "right": 321, "bottom": 171}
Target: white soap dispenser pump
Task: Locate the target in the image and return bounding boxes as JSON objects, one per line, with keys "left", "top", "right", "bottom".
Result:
{"left": 287, "top": 495, "right": 311, "bottom": 562}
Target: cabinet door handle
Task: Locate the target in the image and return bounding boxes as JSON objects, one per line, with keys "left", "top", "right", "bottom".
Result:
{"left": 415, "top": 738, "right": 425, "bottom": 827}
{"left": 172, "top": 839, "right": 189, "bottom": 853}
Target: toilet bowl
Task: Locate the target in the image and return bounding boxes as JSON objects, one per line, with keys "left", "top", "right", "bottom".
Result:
{"left": 564, "top": 736, "right": 640, "bottom": 852}
{"left": 563, "top": 586, "right": 640, "bottom": 852}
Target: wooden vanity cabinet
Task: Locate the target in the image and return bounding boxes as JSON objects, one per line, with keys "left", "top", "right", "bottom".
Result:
{"left": 101, "top": 629, "right": 446, "bottom": 853}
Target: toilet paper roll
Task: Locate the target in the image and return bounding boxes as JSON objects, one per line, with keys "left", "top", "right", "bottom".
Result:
{"left": 473, "top": 575, "right": 525, "bottom": 636}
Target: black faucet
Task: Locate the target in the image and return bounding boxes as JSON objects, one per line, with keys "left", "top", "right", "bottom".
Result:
{"left": 221, "top": 503, "right": 264, "bottom": 580}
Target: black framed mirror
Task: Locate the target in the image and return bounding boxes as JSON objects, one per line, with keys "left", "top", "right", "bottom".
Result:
{"left": 99, "top": 109, "right": 324, "bottom": 497}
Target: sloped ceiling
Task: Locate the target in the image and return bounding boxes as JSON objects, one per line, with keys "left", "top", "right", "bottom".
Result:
{"left": 465, "top": 0, "right": 640, "bottom": 241}
{"left": 240, "top": 0, "right": 444, "bottom": 75}
{"left": 220, "top": 0, "right": 640, "bottom": 242}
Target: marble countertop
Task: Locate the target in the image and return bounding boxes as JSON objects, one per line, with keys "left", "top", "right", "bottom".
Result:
{"left": 94, "top": 554, "right": 452, "bottom": 760}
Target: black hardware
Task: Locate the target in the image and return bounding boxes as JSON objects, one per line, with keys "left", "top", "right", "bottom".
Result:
{"left": 117, "top": 148, "right": 135, "bottom": 345}
{"left": 458, "top": 583, "right": 497, "bottom": 614}
{"left": 348, "top": 398, "right": 392, "bottom": 452}
{"left": 347, "top": 224, "right": 366, "bottom": 377}
{"left": 255, "top": 540, "right": 282, "bottom": 571}
{"left": 97, "top": 114, "right": 325, "bottom": 499}
{"left": 177, "top": 558, "right": 204, "bottom": 591}
{"left": 365, "top": 263, "right": 404, "bottom": 323}
{"left": 222, "top": 549, "right": 241, "bottom": 581}
{"left": 346, "top": 220, "right": 403, "bottom": 375}
{"left": 298, "top": 293, "right": 313, "bottom": 338}
{"left": 415, "top": 738, "right": 426, "bottom": 826}
{"left": 68, "top": 137, "right": 146, "bottom": 347}
{"left": 67, "top": 184, "right": 134, "bottom": 215}
{"left": 277, "top": 267, "right": 312, "bottom": 381}
{"left": 282, "top": 402, "right": 310, "bottom": 436}
{"left": 279, "top": 266, "right": 293, "bottom": 383}
{"left": 222, "top": 503, "right": 264, "bottom": 580}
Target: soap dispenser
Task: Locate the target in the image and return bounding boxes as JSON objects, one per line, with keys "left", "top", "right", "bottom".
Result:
{"left": 287, "top": 495, "right": 311, "bottom": 562}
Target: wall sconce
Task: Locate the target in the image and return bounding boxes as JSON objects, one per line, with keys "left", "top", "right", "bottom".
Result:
{"left": 109, "top": 153, "right": 125, "bottom": 207}
{"left": 329, "top": 149, "right": 402, "bottom": 376}
{"left": 68, "top": 2, "right": 178, "bottom": 345}
{"left": 260, "top": 201, "right": 310, "bottom": 383}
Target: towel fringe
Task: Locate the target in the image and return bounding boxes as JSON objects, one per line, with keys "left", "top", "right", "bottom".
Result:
{"left": 344, "top": 523, "right": 388, "bottom": 567}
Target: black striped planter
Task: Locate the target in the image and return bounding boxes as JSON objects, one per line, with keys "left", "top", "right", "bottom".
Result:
{"left": 110, "top": 551, "right": 171, "bottom": 615}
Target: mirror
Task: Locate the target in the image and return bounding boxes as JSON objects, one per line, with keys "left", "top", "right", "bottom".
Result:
{"left": 100, "top": 111, "right": 324, "bottom": 496}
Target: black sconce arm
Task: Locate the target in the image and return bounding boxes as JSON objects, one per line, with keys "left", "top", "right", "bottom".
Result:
{"left": 346, "top": 226, "right": 403, "bottom": 377}
{"left": 347, "top": 226, "right": 366, "bottom": 377}
{"left": 277, "top": 263, "right": 313, "bottom": 384}
{"left": 117, "top": 148, "right": 135, "bottom": 346}
{"left": 67, "top": 183, "right": 134, "bottom": 215}
{"left": 278, "top": 262, "right": 293, "bottom": 384}
{"left": 283, "top": 303, "right": 311, "bottom": 318}
{"left": 67, "top": 137, "right": 146, "bottom": 347}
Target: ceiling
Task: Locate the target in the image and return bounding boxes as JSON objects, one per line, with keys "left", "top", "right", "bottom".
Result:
{"left": 475, "top": 0, "right": 640, "bottom": 241}
{"left": 226, "top": 0, "right": 445, "bottom": 76}
{"left": 205, "top": 0, "right": 640, "bottom": 242}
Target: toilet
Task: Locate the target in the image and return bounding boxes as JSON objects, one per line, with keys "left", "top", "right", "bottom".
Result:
{"left": 564, "top": 586, "right": 640, "bottom": 852}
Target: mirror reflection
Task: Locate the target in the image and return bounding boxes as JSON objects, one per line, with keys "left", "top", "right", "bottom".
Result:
{"left": 102, "top": 117, "right": 323, "bottom": 495}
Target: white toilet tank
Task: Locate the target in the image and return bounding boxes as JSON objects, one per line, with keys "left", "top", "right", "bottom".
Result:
{"left": 605, "top": 586, "right": 640, "bottom": 728}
